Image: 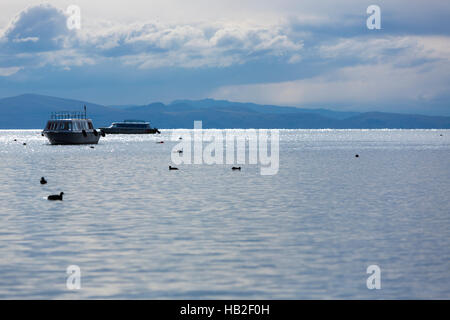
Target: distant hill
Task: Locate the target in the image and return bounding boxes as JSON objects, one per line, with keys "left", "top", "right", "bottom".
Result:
{"left": 1, "top": 94, "right": 449, "bottom": 129}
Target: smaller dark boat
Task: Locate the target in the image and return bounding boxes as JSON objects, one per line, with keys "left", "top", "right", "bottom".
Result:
{"left": 99, "top": 120, "right": 160, "bottom": 134}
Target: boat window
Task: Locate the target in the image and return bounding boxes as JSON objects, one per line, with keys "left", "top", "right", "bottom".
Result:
{"left": 63, "top": 122, "right": 69, "bottom": 130}
{"left": 88, "top": 121, "right": 94, "bottom": 129}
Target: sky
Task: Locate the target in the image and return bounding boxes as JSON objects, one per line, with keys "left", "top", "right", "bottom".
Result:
{"left": 0, "top": 0, "right": 449, "bottom": 115}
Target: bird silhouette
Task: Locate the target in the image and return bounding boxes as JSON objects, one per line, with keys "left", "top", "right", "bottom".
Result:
{"left": 48, "top": 192, "right": 64, "bottom": 201}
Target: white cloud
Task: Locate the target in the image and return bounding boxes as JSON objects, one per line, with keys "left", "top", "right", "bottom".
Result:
{"left": 77, "top": 21, "right": 303, "bottom": 69}
{"left": 212, "top": 62, "right": 450, "bottom": 111}
{"left": 211, "top": 35, "right": 450, "bottom": 111}
{"left": 2, "top": 4, "right": 73, "bottom": 52}
{"left": 12, "top": 36, "right": 39, "bottom": 43}
{"left": 0, "top": 4, "right": 304, "bottom": 70}
{"left": 319, "top": 36, "right": 450, "bottom": 66}
{"left": 0, "top": 66, "right": 22, "bottom": 76}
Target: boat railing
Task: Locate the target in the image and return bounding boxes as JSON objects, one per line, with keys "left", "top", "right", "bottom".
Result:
{"left": 51, "top": 111, "right": 87, "bottom": 120}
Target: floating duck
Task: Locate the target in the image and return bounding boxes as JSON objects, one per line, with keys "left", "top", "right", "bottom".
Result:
{"left": 169, "top": 166, "right": 179, "bottom": 170}
{"left": 232, "top": 167, "right": 241, "bottom": 170}
{"left": 48, "top": 192, "right": 64, "bottom": 201}
{"left": 40, "top": 177, "right": 47, "bottom": 185}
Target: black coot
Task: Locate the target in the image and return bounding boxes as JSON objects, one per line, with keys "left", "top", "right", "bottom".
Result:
{"left": 48, "top": 192, "right": 64, "bottom": 201}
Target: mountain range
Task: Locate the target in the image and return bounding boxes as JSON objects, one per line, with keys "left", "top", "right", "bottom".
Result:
{"left": 0, "top": 94, "right": 449, "bottom": 129}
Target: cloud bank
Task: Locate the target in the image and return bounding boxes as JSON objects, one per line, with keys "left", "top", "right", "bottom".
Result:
{"left": 213, "top": 35, "right": 450, "bottom": 113}
{"left": 0, "top": 4, "right": 303, "bottom": 70}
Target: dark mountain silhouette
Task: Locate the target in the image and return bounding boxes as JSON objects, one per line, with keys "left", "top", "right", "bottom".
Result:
{"left": 1, "top": 94, "right": 449, "bottom": 129}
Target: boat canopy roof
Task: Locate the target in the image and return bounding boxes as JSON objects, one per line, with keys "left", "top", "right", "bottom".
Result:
{"left": 122, "top": 120, "right": 149, "bottom": 123}
{"left": 111, "top": 121, "right": 150, "bottom": 128}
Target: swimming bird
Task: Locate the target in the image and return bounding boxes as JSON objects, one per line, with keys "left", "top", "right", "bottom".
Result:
{"left": 169, "top": 166, "right": 179, "bottom": 170}
{"left": 90, "top": 146, "right": 95, "bottom": 149}
{"left": 355, "top": 154, "right": 359, "bottom": 158}
{"left": 40, "top": 177, "right": 47, "bottom": 185}
{"left": 48, "top": 192, "right": 64, "bottom": 201}
{"left": 23, "top": 143, "right": 27, "bottom": 146}
{"left": 232, "top": 166, "right": 241, "bottom": 170}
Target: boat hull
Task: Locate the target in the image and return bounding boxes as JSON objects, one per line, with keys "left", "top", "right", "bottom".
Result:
{"left": 43, "top": 131, "right": 101, "bottom": 145}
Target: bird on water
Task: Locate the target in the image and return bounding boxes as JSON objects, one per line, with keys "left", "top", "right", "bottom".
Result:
{"left": 169, "top": 166, "right": 179, "bottom": 170}
{"left": 40, "top": 177, "right": 47, "bottom": 185}
{"left": 48, "top": 192, "right": 64, "bottom": 201}
{"left": 232, "top": 167, "right": 241, "bottom": 170}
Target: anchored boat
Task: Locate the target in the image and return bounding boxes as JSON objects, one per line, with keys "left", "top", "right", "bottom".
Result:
{"left": 99, "top": 120, "right": 160, "bottom": 134}
{"left": 42, "top": 107, "right": 104, "bottom": 145}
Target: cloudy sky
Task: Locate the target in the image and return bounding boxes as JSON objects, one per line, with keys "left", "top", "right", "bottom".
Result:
{"left": 0, "top": 0, "right": 449, "bottom": 115}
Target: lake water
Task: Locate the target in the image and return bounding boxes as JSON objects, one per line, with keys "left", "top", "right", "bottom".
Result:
{"left": 0, "top": 129, "right": 449, "bottom": 299}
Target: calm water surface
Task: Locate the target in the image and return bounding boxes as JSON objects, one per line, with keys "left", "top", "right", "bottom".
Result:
{"left": 0, "top": 129, "right": 449, "bottom": 299}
